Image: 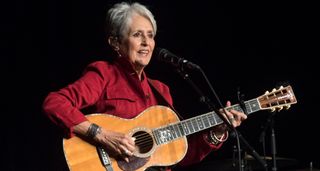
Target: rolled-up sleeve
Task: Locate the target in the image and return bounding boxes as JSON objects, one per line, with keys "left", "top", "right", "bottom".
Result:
{"left": 42, "top": 61, "right": 109, "bottom": 138}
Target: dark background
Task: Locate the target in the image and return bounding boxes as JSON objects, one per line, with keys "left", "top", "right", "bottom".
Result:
{"left": 2, "top": 0, "right": 318, "bottom": 170}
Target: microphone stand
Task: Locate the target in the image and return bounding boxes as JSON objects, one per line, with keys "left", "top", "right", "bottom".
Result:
{"left": 260, "top": 112, "right": 278, "bottom": 171}
{"left": 270, "top": 115, "right": 277, "bottom": 171}
{"left": 175, "top": 65, "right": 267, "bottom": 171}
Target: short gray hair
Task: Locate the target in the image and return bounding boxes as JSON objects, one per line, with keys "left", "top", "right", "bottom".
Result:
{"left": 106, "top": 2, "right": 157, "bottom": 39}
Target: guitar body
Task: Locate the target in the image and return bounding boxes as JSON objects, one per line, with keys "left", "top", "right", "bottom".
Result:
{"left": 63, "top": 106, "right": 188, "bottom": 171}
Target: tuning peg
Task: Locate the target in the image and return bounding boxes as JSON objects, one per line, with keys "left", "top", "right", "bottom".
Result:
{"left": 277, "top": 106, "right": 283, "bottom": 112}
{"left": 284, "top": 105, "right": 291, "bottom": 110}
{"left": 270, "top": 108, "right": 276, "bottom": 112}
{"left": 279, "top": 86, "right": 284, "bottom": 89}
{"left": 272, "top": 88, "right": 276, "bottom": 92}
{"left": 265, "top": 91, "right": 269, "bottom": 95}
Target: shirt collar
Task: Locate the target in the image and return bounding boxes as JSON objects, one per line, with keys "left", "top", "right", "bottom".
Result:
{"left": 115, "top": 57, "right": 147, "bottom": 81}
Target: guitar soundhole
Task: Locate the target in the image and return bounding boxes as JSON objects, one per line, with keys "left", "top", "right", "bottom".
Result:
{"left": 132, "top": 131, "right": 153, "bottom": 154}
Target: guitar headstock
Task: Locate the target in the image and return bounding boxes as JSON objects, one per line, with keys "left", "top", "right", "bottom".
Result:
{"left": 258, "top": 85, "right": 297, "bottom": 112}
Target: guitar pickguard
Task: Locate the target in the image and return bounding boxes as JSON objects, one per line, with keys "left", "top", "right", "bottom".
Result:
{"left": 117, "top": 156, "right": 150, "bottom": 171}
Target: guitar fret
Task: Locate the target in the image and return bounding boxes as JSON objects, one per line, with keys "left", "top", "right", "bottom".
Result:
{"left": 206, "top": 114, "right": 212, "bottom": 126}
{"left": 245, "top": 103, "right": 252, "bottom": 113}
{"left": 178, "top": 123, "right": 185, "bottom": 136}
{"left": 186, "top": 120, "right": 194, "bottom": 134}
{"left": 173, "top": 124, "right": 182, "bottom": 138}
{"left": 180, "top": 122, "right": 187, "bottom": 135}
{"left": 232, "top": 105, "right": 244, "bottom": 113}
{"left": 248, "top": 99, "right": 260, "bottom": 113}
{"left": 191, "top": 119, "right": 199, "bottom": 132}
{"left": 215, "top": 116, "right": 223, "bottom": 125}
{"left": 207, "top": 112, "right": 216, "bottom": 126}
{"left": 238, "top": 105, "right": 244, "bottom": 112}
{"left": 202, "top": 114, "right": 210, "bottom": 128}
{"left": 196, "top": 117, "right": 204, "bottom": 130}
{"left": 168, "top": 125, "right": 176, "bottom": 140}
{"left": 181, "top": 122, "right": 189, "bottom": 135}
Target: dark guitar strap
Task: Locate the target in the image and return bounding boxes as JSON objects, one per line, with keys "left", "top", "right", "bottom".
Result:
{"left": 97, "top": 147, "right": 113, "bottom": 171}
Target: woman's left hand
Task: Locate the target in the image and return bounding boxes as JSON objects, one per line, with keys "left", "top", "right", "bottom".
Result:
{"left": 211, "top": 101, "right": 248, "bottom": 137}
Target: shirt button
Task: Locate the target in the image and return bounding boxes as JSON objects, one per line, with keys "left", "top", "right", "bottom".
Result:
{"left": 145, "top": 94, "right": 150, "bottom": 99}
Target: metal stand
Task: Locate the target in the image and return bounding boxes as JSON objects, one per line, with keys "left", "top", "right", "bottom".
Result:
{"left": 260, "top": 112, "right": 277, "bottom": 171}
{"left": 270, "top": 114, "right": 277, "bottom": 171}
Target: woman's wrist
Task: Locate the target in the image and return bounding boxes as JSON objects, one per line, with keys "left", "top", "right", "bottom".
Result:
{"left": 86, "top": 123, "right": 102, "bottom": 139}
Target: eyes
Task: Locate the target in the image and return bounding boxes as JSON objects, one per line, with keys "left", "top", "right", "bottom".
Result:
{"left": 132, "top": 31, "right": 154, "bottom": 39}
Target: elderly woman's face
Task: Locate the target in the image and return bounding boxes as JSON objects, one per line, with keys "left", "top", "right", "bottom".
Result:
{"left": 119, "top": 14, "right": 155, "bottom": 71}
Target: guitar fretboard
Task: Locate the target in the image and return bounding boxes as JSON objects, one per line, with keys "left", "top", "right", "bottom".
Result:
{"left": 153, "top": 98, "right": 260, "bottom": 145}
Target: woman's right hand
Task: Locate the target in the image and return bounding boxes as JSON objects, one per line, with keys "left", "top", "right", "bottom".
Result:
{"left": 73, "top": 121, "right": 135, "bottom": 162}
{"left": 94, "top": 128, "right": 136, "bottom": 162}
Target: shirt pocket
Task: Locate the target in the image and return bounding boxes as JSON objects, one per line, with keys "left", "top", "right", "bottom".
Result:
{"left": 104, "top": 86, "right": 140, "bottom": 118}
{"left": 106, "top": 86, "right": 137, "bottom": 102}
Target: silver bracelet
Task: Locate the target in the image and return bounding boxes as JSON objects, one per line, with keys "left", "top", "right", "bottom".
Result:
{"left": 86, "top": 123, "right": 101, "bottom": 139}
{"left": 208, "top": 130, "right": 229, "bottom": 145}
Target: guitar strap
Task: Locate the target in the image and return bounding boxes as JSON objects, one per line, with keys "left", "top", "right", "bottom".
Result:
{"left": 147, "top": 78, "right": 184, "bottom": 120}
{"left": 97, "top": 147, "right": 113, "bottom": 171}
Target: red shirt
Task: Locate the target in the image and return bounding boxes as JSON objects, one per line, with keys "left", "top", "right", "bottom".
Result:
{"left": 43, "top": 57, "right": 222, "bottom": 168}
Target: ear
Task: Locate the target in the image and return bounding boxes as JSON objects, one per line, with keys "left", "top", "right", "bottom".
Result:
{"left": 108, "top": 36, "right": 120, "bottom": 51}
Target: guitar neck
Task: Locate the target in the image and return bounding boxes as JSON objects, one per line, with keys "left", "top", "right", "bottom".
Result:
{"left": 153, "top": 98, "right": 260, "bottom": 145}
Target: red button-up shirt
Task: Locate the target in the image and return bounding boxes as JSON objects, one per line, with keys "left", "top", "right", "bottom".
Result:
{"left": 43, "top": 57, "right": 221, "bottom": 168}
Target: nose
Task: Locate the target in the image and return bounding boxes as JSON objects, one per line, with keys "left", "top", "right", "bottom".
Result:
{"left": 141, "top": 35, "right": 148, "bottom": 46}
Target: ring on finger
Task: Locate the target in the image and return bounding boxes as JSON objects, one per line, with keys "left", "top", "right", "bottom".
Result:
{"left": 124, "top": 149, "right": 130, "bottom": 155}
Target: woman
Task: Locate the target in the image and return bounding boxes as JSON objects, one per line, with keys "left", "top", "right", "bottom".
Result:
{"left": 43, "top": 2, "right": 247, "bottom": 170}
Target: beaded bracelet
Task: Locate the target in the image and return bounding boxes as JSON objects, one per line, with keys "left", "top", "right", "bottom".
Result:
{"left": 208, "top": 130, "right": 229, "bottom": 145}
{"left": 86, "top": 123, "right": 101, "bottom": 139}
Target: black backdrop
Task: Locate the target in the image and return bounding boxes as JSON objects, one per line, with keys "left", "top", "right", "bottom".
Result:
{"left": 2, "top": 0, "right": 318, "bottom": 170}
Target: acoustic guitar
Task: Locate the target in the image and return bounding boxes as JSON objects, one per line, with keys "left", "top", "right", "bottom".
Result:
{"left": 63, "top": 85, "right": 297, "bottom": 171}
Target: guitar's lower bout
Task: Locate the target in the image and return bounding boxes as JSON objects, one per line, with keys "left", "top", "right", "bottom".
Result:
{"left": 63, "top": 106, "right": 188, "bottom": 171}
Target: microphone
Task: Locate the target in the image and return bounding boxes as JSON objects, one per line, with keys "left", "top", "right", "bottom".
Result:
{"left": 154, "top": 48, "right": 200, "bottom": 70}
